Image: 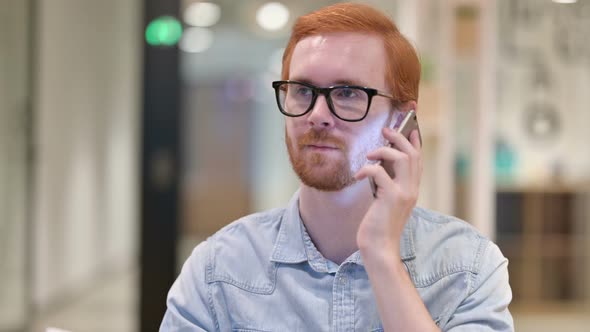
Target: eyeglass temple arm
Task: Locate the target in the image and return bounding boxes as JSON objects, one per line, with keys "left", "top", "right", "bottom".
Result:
{"left": 376, "top": 91, "right": 395, "bottom": 99}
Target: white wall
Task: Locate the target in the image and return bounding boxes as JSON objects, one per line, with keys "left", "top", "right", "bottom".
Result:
{"left": 32, "top": 0, "right": 142, "bottom": 310}
{"left": 0, "top": 0, "right": 30, "bottom": 329}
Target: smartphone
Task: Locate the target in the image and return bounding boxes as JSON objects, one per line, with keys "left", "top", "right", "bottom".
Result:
{"left": 369, "top": 110, "right": 421, "bottom": 198}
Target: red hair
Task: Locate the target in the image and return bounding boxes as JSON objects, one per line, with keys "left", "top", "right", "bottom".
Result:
{"left": 282, "top": 2, "right": 421, "bottom": 103}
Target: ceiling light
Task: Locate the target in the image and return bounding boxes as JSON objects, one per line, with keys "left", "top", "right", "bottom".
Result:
{"left": 184, "top": 2, "right": 221, "bottom": 27}
{"left": 256, "top": 2, "right": 290, "bottom": 31}
{"left": 179, "top": 27, "right": 214, "bottom": 53}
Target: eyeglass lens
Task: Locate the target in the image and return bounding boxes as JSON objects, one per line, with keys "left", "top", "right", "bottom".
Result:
{"left": 278, "top": 82, "right": 369, "bottom": 120}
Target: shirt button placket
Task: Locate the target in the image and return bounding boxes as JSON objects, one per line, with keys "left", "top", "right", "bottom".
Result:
{"left": 332, "top": 266, "right": 354, "bottom": 332}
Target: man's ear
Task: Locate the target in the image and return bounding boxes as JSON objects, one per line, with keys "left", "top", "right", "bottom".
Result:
{"left": 400, "top": 100, "right": 417, "bottom": 113}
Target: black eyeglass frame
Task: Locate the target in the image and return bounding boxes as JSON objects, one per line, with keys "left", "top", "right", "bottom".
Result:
{"left": 271, "top": 80, "right": 397, "bottom": 122}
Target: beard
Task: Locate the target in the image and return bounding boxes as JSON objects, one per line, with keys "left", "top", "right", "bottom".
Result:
{"left": 285, "top": 111, "right": 398, "bottom": 192}
{"left": 286, "top": 128, "right": 358, "bottom": 192}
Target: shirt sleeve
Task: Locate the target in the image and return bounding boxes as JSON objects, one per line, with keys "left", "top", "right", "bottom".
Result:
{"left": 160, "top": 240, "right": 218, "bottom": 332}
{"left": 443, "top": 241, "right": 514, "bottom": 332}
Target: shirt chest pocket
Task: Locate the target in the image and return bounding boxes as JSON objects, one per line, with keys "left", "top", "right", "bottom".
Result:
{"left": 413, "top": 269, "right": 471, "bottom": 327}
{"left": 212, "top": 276, "right": 331, "bottom": 332}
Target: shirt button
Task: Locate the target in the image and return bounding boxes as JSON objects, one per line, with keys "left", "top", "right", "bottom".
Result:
{"left": 339, "top": 276, "right": 347, "bottom": 284}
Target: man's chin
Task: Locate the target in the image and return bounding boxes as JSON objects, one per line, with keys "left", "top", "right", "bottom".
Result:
{"left": 298, "top": 170, "right": 355, "bottom": 192}
{"left": 287, "top": 143, "right": 354, "bottom": 191}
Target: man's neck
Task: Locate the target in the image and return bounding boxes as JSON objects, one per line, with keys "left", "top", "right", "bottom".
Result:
{"left": 298, "top": 179, "right": 374, "bottom": 265}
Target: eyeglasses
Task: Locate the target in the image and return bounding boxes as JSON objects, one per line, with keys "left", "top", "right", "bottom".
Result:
{"left": 272, "top": 80, "right": 396, "bottom": 122}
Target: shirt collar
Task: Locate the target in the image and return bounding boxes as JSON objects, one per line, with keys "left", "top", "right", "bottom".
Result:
{"left": 270, "top": 190, "right": 416, "bottom": 266}
{"left": 270, "top": 190, "right": 308, "bottom": 264}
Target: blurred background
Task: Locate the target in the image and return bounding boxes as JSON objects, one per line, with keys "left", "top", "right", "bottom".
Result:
{"left": 1, "top": 0, "right": 589, "bottom": 331}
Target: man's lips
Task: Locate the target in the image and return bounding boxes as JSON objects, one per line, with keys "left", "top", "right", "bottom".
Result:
{"left": 305, "top": 144, "right": 339, "bottom": 151}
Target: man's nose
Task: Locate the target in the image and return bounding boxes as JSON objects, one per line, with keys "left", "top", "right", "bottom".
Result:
{"left": 307, "top": 95, "right": 335, "bottom": 128}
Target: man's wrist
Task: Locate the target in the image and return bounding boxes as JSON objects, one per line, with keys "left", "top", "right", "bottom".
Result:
{"left": 359, "top": 242, "right": 403, "bottom": 272}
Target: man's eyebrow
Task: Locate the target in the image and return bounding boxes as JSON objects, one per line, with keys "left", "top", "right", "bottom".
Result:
{"left": 331, "top": 79, "right": 368, "bottom": 87}
{"left": 289, "top": 77, "right": 314, "bottom": 85}
{"left": 289, "top": 77, "right": 369, "bottom": 87}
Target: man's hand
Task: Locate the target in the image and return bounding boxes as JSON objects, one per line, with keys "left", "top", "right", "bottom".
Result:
{"left": 354, "top": 127, "right": 422, "bottom": 259}
{"left": 354, "top": 127, "right": 439, "bottom": 332}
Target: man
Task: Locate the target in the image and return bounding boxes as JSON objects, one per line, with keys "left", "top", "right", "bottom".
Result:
{"left": 161, "top": 3, "right": 513, "bottom": 331}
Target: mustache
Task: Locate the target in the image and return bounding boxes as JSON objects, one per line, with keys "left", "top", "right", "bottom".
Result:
{"left": 297, "top": 129, "right": 345, "bottom": 149}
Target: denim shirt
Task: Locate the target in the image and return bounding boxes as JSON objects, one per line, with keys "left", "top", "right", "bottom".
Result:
{"left": 161, "top": 191, "right": 514, "bottom": 332}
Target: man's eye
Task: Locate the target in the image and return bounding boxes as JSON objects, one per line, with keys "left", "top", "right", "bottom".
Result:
{"left": 336, "top": 88, "right": 359, "bottom": 98}
{"left": 295, "top": 87, "right": 313, "bottom": 96}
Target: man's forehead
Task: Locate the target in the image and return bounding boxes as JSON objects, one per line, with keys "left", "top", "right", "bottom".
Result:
{"left": 289, "top": 32, "right": 387, "bottom": 87}
{"left": 295, "top": 32, "right": 382, "bottom": 50}
{"left": 303, "top": 35, "right": 329, "bottom": 47}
